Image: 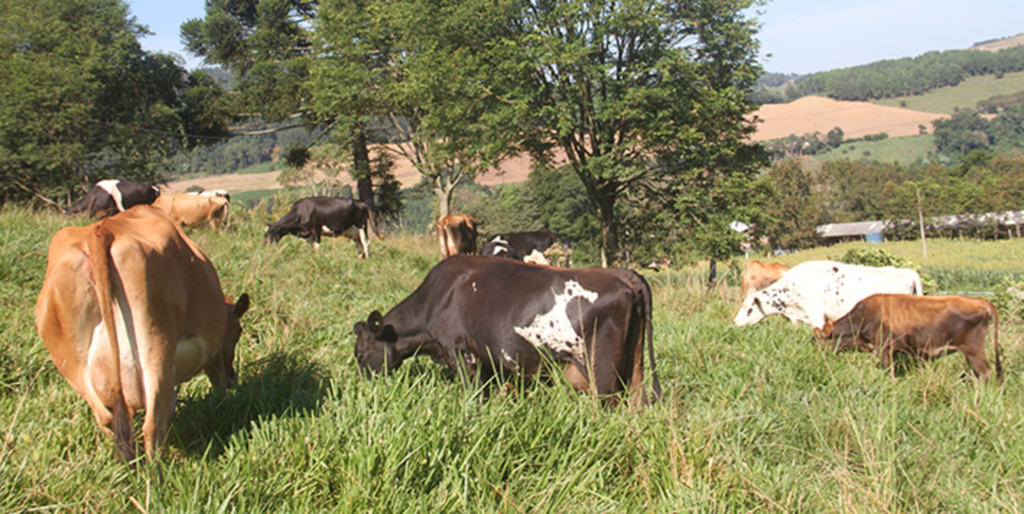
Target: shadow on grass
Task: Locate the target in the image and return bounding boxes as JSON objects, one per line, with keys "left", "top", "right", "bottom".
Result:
{"left": 168, "top": 351, "right": 329, "bottom": 459}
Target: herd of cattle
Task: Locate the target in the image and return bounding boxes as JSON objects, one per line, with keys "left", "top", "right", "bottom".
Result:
{"left": 33, "top": 179, "right": 1006, "bottom": 463}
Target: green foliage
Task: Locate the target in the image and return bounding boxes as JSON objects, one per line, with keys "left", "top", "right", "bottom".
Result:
{"left": 991, "top": 275, "right": 1024, "bottom": 319}
{"left": 933, "top": 109, "right": 991, "bottom": 155}
{"left": 493, "top": 0, "right": 767, "bottom": 264}
{"left": 760, "top": 159, "right": 829, "bottom": 250}
{"left": 0, "top": 0, "right": 223, "bottom": 204}
{"left": 310, "top": 0, "right": 515, "bottom": 218}
{"left": 839, "top": 247, "right": 937, "bottom": 293}
{"left": 788, "top": 46, "right": 1024, "bottom": 102}
{"left": 167, "top": 128, "right": 320, "bottom": 178}
{"left": 182, "top": 0, "right": 315, "bottom": 123}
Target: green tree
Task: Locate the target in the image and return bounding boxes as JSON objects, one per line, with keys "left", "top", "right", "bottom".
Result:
{"left": 309, "top": 0, "right": 518, "bottom": 220}
{"left": 988, "top": 104, "right": 1024, "bottom": 153}
{"left": 494, "top": 0, "right": 766, "bottom": 266}
{"left": 761, "top": 159, "right": 828, "bottom": 250}
{"left": 0, "top": 0, "right": 224, "bottom": 204}
{"left": 932, "top": 109, "right": 991, "bottom": 156}
{"left": 827, "top": 126, "right": 844, "bottom": 148}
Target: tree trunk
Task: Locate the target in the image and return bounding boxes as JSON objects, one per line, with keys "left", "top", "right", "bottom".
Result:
{"left": 435, "top": 179, "right": 455, "bottom": 219}
{"left": 353, "top": 128, "right": 379, "bottom": 238}
{"left": 594, "top": 188, "right": 619, "bottom": 268}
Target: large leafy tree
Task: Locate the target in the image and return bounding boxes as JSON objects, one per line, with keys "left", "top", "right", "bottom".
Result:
{"left": 309, "top": 0, "right": 519, "bottom": 219}
{"left": 183, "top": 0, "right": 402, "bottom": 233}
{"left": 495, "top": 0, "right": 767, "bottom": 266}
{"left": 0, "top": 0, "right": 225, "bottom": 204}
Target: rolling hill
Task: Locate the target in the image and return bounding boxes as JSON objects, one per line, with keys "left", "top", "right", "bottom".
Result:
{"left": 169, "top": 35, "right": 1024, "bottom": 194}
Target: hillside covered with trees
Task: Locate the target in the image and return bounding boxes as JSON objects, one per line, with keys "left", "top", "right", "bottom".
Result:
{"left": 753, "top": 44, "right": 1024, "bottom": 104}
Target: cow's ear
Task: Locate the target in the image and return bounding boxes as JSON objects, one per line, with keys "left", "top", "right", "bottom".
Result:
{"left": 368, "top": 311, "right": 384, "bottom": 335}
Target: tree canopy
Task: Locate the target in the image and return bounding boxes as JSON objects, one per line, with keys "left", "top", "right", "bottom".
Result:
{"left": 0, "top": 0, "right": 227, "bottom": 204}
{"left": 492, "top": 0, "right": 767, "bottom": 265}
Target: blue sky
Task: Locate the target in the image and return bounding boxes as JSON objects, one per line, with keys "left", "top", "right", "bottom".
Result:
{"left": 128, "top": 0, "right": 1024, "bottom": 75}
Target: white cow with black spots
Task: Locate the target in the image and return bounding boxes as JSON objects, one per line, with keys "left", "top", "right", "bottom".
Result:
{"left": 733, "top": 260, "right": 923, "bottom": 330}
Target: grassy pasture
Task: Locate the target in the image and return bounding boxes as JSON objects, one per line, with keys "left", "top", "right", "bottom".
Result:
{"left": 2, "top": 207, "right": 1024, "bottom": 512}
{"left": 815, "top": 135, "right": 935, "bottom": 164}
{"left": 873, "top": 70, "right": 1024, "bottom": 114}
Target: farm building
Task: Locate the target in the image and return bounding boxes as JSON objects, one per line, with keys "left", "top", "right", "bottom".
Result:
{"left": 816, "top": 210, "right": 1024, "bottom": 243}
{"left": 816, "top": 220, "right": 888, "bottom": 243}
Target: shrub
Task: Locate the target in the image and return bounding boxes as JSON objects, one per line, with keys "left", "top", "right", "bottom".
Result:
{"left": 839, "top": 247, "right": 936, "bottom": 293}
{"left": 991, "top": 275, "right": 1024, "bottom": 318}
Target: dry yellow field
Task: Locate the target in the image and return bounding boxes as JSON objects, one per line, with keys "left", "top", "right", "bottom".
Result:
{"left": 750, "top": 96, "right": 949, "bottom": 142}
{"left": 165, "top": 146, "right": 539, "bottom": 194}
{"left": 974, "top": 33, "right": 1024, "bottom": 51}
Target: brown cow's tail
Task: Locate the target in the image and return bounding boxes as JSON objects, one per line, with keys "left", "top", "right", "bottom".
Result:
{"left": 992, "top": 304, "right": 1002, "bottom": 383}
{"left": 640, "top": 277, "right": 662, "bottom": 402}
{"left": 87, "top": 224, "right": 135, "bottom": 462}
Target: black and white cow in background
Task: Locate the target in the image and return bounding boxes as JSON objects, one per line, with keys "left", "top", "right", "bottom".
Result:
{"left": 479, "top": 230, "right": 559, "bottom": 265}
{"left": 265, "top": 197, "right": 371, "bottom": 258}
{"left": 353, "top": 255, "right": 662, "bottom": 408}
{"left": 65, "top": 180, "right": 161, "bottom": 218}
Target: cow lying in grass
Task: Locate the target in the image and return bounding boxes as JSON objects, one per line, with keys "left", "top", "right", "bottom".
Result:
{"left": 814, "top": 293, "right": 1002, "bottom": 383}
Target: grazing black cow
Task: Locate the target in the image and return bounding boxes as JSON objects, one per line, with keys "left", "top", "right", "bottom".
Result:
{"left": 353, "top": 255, "right": 662, "bottom": 407}
{"left": 265, "top": 197, "right": 371, "bottom": 258}
{"left": 480, "top": 230, "right": 559, "bottom": 263}
{"left": 65, "top": 180, "right": 160, "bottom": 218}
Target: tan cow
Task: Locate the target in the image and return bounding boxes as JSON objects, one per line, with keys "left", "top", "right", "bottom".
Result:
{"left": 437, "top": 214, "right": 481, "bottom": 258}
{"left": 153, "top": 192, "right": 230, "bottom": 229}
{"left": 35, "top": 205, "right": 250, "bottom": 462}
{"left": 815, "top": 294, "right": 1002, "bottom": 383}
{"left": 740, "top": 260, "right": 790, "bottom": 301}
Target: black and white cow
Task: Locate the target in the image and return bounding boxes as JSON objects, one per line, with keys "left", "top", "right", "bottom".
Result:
{"left": 479, "top": 230, "right": 559, "bottom": 264}
{"left": 65, "top": 180, "right": 161, "bottom": 218}
{"left": 265, "top": 197, "right": 371, "bottom": 258}
{"left": 353, "top": 255, "right": 662, "bottom": 407}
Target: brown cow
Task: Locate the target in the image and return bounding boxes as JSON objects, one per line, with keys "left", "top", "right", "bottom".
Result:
{"left": 153, "top": 192, "right": 230, "bottom": 229}
{"left": 35, "top": 205, "right": 250, "bottom": 462}
{"left": 437, "top": 214, "right": 480, "bottom": 258}
{"left": 814, "top": 294, "right": 1002, "bottom": 383}
{"left": 740, "top": 260, "right": 790, "bottom": 301}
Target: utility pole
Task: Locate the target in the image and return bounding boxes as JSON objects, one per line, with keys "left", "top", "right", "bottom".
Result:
{"left": 917, "top": 188, "right": 928, "bottom": 259}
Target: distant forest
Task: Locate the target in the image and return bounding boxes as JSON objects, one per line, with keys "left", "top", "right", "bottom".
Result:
{"left": 168, "top": 124, "right": 321, "bottom": 177}
{"left": 751, "top": 45, "right": 1024, "bottom": 104}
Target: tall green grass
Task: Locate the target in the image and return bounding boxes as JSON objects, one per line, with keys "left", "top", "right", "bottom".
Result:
{"left": 2, "top": 207, "right": 1023, "bottom": 511}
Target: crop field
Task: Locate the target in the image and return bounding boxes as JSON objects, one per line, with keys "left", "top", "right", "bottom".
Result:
{"left": 2, "top": 208, "right": 1024, "bottom": 512}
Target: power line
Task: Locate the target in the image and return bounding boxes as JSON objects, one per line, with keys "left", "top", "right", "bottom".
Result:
{"left": 84, "top": 118, "right": 308, "bottom": 141}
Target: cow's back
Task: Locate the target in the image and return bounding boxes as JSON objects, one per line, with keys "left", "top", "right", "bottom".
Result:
{"left": 153, "top": 193, "right": 229, "bottom": 228}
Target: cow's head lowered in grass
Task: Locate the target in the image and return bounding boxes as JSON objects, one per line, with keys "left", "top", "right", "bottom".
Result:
{"left": 352, "top": 255, "right": 661, "bottom": 408}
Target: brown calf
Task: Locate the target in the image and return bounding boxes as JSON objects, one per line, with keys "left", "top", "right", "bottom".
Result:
{"left": 815, "top": 294, "right": 1002, "bottom": 383}
{"left": 437, "top": 214, "right": 480, "bottom": 258}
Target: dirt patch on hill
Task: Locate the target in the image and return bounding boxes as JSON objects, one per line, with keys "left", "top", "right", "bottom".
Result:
{"left": 165, "top": 146, "right": 547, "bottom": 194}
{"left": 973, "top": 33, "right": 1024, "bottom": 52}
{"left": 750, "top": 96, "right": 949, "bottom": 142}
